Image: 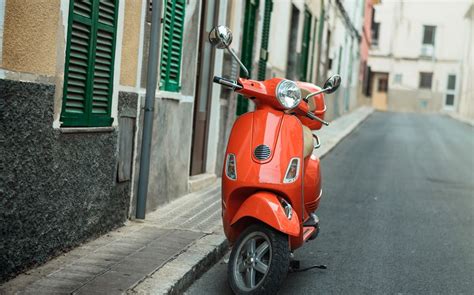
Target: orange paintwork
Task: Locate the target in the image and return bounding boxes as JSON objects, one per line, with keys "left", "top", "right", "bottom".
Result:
{"left": 222, "top": 77, "right": 324, "bottom": 250}
{"left": 303, "top": 155, "right": 322, "bottom": 213}
{"left": 231, "top": 192, "right": 300, "bottom": 237}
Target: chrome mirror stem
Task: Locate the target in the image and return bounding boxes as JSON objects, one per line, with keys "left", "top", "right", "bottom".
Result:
{"left": 226, "top": 47, "right": 249, "bottom": 79}
{"left": 304, "top": 88, "right": 331, "bottom": 102}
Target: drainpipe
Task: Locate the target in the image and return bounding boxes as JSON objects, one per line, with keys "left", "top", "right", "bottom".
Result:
{"left": 136, "top": 0, "right": 163, "bottom": 219}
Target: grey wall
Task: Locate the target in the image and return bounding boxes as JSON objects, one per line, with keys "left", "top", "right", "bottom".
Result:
{"left": 0, "top": 80, "right": 133, "bottom": 282}
{"left": 147, "top": 98, "right": 194, "bottom": 209}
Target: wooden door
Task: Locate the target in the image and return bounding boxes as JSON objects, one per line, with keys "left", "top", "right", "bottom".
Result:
{"left": 372, "top": 73, "right": 388, "bottom": 111}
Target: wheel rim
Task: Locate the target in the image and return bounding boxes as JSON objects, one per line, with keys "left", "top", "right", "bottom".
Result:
{"left": 232, "top": 231, "right": 272, "bottom": 292}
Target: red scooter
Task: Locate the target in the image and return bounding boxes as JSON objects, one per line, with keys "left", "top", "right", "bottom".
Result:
{"left": 209, "top": 26, "right": 341, "bottom": 294}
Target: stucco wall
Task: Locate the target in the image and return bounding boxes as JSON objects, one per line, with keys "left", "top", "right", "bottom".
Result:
{"left": 120, "top": 0, "right": 143, "bottom": 87}
{"left": 1, "top": 0, "right": 60, "bottom": 76}
{"left": 388, "top": 89, "right": 443, "bottom": 113}
{"left": 0, "top": 79, "right": 132, "bottom": 282}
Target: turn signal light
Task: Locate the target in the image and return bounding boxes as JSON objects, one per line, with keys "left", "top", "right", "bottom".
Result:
{"left": 225, "top": 153, "right": 237, "bottom": 180}
{"left": 283, "top": 158, "right": 300, "bottom": 183}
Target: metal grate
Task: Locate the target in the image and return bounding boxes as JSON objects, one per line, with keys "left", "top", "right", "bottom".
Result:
{"left": 254, "top": 145, "right": 271, "bottom": 160}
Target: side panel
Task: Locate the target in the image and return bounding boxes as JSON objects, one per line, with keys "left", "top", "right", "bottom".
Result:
{"left": 222, "top": 110, "right": 305, "bottom": 243}
{"left": 304, "top": 155, "right": 322, "bottom": 214}
{"left": 230, "top": 192, "right": 300, "bottom": 242}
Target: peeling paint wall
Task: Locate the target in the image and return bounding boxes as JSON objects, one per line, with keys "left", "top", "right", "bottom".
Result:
{"left": 120, "top": 0, "right": 143, "bottom": 87}
{"left": 2, "top": 0, "right": 60, "bottom": 76}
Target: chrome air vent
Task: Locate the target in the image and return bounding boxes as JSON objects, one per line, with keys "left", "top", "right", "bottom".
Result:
{"left": 254, "top": 145, "right": 271, "bottom": 160}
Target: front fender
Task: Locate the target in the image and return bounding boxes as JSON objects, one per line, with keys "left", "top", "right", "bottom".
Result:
{"left": 230, "top": 192, "right": 300, "bottom": 237}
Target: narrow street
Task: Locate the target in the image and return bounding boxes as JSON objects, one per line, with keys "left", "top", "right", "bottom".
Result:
{"left": 186, "top": 112, "right": 474, "bottom": 294}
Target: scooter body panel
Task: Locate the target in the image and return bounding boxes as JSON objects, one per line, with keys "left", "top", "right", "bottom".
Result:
{"left": 230, "top": 191, "right": 300, "bottom": 237}
{"left": 222, "top": 109, "right": 305, "bottom": 248}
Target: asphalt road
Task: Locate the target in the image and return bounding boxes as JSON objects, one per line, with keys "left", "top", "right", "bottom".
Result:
{"left": 186, "top": 112, "right": 474, "bottom": 294}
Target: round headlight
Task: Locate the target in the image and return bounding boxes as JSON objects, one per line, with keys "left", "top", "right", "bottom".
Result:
{"left": 276, "top": 80, "right": 302, "bottom": 109}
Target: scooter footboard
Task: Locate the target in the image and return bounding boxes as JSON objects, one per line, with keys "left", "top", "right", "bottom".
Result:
{"left": 230, "top": 192, "right": 300, "bottom": 238}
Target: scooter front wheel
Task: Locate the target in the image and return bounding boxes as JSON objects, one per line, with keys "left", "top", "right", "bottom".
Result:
{"left": 228, "top": 224, "right": 290, "bottom": 295}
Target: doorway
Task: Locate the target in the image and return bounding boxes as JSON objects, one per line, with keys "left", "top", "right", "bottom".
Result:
{"left": 371, "top": 72, "right": 388, "bottom": 111}
{"left": 286, "top": 4, "right": 299, "bottom": 81}
{"left": 190, "top": 0, "right": 219, "bottom": 176}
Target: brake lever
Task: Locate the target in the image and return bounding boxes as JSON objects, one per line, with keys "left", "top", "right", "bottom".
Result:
{"left": 307, "top": 112, "right": 329, "bottom": 126}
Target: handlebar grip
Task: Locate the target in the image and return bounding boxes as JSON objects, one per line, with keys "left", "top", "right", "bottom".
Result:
{"left": 213, "top": 76, "right": 223, "bottom": 83}
{"left": 213, "top": 76, "right": 242, "bottom": 90}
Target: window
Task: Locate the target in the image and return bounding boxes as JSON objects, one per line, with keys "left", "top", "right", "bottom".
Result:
{"left": 378, "top": 77, "right": 388, "bottom": 92}
{"left": 422, "top": 25, "right": 436, "bottom": 45}
{"left": 370, "top": 7, "right": 379, "bottom": 47}
{"left": 394, "top": 73, "right": 402, "bottom": 84}
{"left": 447, "top": 74, "right": 456, "bottom": 90}
{"left": 445, "top": 74, "right": 456, "bottom": 107}
{"left": 160, "top": 0, "right": 186, "bottom": 92}
{"left": 61, "top": 0, "right": 119, "bottom": 127}
{"left": 328, "top": 58, "right": 333, "bottom": 70}
{"left": 371, "top": 22, "right": 380, "bottom": 46}
{"left": 419, "top": 72, "right": 433, "bottom": 89}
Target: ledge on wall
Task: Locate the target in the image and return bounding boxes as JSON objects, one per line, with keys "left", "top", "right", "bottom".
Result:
{"left": 59, "top": 127, "right": 116, "bottom": 134}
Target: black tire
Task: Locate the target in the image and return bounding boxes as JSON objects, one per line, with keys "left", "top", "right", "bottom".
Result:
{"left": 228, "top": 224, "right": 290, "bottom": 295}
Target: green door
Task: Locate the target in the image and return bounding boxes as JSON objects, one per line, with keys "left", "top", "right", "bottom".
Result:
{"left": 236, "top": 0, "right": 259, "bottom": 116}
{"left": 300, "top": 8, "right": 312, "bottom": 82}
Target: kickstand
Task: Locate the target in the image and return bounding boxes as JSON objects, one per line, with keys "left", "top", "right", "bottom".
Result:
{"left": 289, "top": 260, "right": 327, "bottom": 273}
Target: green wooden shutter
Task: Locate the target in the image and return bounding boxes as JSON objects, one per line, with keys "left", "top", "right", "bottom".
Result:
{"left": 237, "top": 0, "right": 259, "bottom": 116}
{"left": 61, "top": 0, "right": 118, "bottom": 127}
{"left": 300, "top": 8, "right": 312, "bottom": 82}
{"left": 160, "top": 0, "right": 186, "bottom": 92}
{"left": 257, "top": 0, "right": 273, "bottom": 81}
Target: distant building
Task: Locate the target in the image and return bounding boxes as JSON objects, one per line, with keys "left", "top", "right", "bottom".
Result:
{"left": 457, "top": 3, "right": 474, "bottom": 119}
{"left": 368, "top": 0, "right": 472, "bottom": 113}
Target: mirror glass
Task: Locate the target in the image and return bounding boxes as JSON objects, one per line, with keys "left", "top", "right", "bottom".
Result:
{"left": 323, "top": 74, "right": 342, "bottom": 93}
{"left": 209, "top": 25, "right": 233, "bottom": 49}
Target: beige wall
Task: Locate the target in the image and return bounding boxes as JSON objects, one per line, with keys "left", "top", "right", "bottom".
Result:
{"left": 119, "top": 0, "right": 142, "bottom": 87}
{"left": 1, "top": 0, "right": 60, "bottom": 76}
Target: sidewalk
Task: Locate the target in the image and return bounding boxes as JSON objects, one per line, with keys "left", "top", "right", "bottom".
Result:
{"left": 0, "top": 106, "right": 373, "bottom": 295}
{"left": 443, "top": 111, "right": 474, "bottom": 126}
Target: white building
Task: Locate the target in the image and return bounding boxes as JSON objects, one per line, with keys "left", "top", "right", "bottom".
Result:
{"left": 368, "top": 0, "right": 472, "bottom": 113}
{"left": 458, "top": 3, "right": 474, "bottom": 119}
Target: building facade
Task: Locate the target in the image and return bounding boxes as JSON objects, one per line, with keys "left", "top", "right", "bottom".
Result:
{"left": 457, "top": 3, "right": 474, "bottom": 119}
{"left": 368, "top": 0, "right": 472, "bottom": 113}
{"left": 0, "top": 0, "right": 370, "bottom": 282}
{"left": 0, "top": 0, "right": 229, "bottom": 281}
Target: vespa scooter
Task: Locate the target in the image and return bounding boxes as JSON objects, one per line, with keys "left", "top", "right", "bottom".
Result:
{"left": 209, "top": 26, "right": 341, "bottom": 294}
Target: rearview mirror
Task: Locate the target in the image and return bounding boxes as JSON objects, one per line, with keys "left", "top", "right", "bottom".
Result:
{"left": 323, "top": 75, "right": 342, "bottom": 94}
{"left": 209, "top": 25, "right": 233, "bottom": 49}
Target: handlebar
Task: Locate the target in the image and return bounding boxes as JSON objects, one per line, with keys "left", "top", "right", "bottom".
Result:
{"left": 213, "top": 76, "right": 242, "bottom": 90}
{"left": 306, "top": 111, "right": 329, "bottom": 126}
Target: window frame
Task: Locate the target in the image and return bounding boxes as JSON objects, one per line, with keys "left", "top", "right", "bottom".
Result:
{"left": 60, "top": 0, "right": 119, "bottom": 127}
{"left": 419, "top": 72, "right": 433, "bottom": 89}
{"left": 422, "top": 25, "right": 436, "bottom": 45}
{"left": 159, "top": 0, "right": 186, "bottom": 93}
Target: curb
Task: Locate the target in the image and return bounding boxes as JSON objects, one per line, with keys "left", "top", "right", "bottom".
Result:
{"left": 128, "top": 234, "right": 228, "bottom": 295}
{"left": 130, "top": 106, "right": 374, "bottom": 295}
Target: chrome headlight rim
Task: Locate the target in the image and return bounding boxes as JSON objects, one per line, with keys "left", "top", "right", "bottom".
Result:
{"left": 275, "top": 79, "right": 302, "bottom": 110}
